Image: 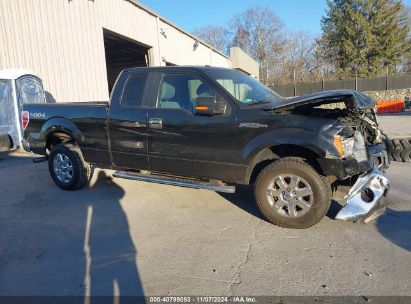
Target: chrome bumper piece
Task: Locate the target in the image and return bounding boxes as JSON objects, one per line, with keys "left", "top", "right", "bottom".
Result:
{"left": 336, "top": 165, "right": 390, "bottom": 222}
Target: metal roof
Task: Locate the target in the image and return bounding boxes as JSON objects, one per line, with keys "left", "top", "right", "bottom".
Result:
{"left": 129, "top": 1, "right": 229, "bottom": 59}
{"left": 0, "top": 69, "right": 39, "bottom": 80}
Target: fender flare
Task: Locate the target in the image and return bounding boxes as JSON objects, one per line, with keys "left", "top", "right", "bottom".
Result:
{"left": 40, "top": 117, "right": 83, "bottom": 146}
{"left": 242, "top": 128, "right": 330, "bottom": 183}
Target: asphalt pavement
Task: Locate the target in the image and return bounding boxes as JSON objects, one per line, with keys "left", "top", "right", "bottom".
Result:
{"left": 0, "top": 149, "right": 410, "bottom": 297}
{"left": 378, "top": 111, "right": 411, "bottom": 138}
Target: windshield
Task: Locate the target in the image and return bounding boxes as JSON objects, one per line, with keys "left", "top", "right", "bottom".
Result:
{"left": 205, "top": 69, "right": 283, "bottom": 107}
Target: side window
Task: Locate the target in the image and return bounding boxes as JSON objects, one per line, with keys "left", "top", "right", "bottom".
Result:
{"left": 158, "top": 74, "right": 216, "bottom": 113}
{"left": 121, "top": 72, "right": 148, "bottom": 107}
{"left": 188, "top": 79, "right": 216, "bottom": 102}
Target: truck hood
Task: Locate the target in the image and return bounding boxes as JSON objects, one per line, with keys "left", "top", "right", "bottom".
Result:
{"left": 271, "top": 90, "right": 375, "bottom": 111}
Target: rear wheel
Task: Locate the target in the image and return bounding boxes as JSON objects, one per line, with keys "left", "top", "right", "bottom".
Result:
{"left": 254, "top": 157, "right": 331, "bottom": 229}
{"left": 48, "top": 143, "right": 92, "bottom": 190}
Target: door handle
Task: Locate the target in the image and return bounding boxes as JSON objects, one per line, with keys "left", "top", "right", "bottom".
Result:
{"left": 119, "top": 121, "right": 147, "bottom": 128}
{"left": 149, "top": 118, "right": 163, "bottom": 129}
{"left": 134, "top": 121, "right": 147, "bottom": 128}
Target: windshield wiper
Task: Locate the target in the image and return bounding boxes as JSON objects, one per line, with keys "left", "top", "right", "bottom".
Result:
{"left": 246, "top": 100, "right": 272, "bottom": 105}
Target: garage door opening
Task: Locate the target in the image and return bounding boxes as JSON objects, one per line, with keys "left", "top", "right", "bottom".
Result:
{"left": 103, "top": 29, "right": 150, "bottom": 93}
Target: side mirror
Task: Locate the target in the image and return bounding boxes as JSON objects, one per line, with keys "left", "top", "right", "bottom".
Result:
{"left": 195, "top": 96, "right": 226, "bottom": 116}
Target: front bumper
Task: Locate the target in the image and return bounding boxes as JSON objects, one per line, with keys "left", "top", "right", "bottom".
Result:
{"left": 318, "top": 143, "right": 389, "bottom": 179}
{"left": 335, "top": 164, "right": 390, "bottom": 222}
{"left": 334, "top": 143, "right": 391, "bottom": 222}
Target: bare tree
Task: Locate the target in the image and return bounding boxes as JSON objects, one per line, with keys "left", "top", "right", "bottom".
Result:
{"left": 402, "top": 5, "right": 411, "bottom": 72}
{"left": 193, "top": 6, "right": 336, "bottom": 86}
{"left": 193, "top": 25, "right": 231, "bottom": 55}
{"left": 266, "top": 31, "right": 330, "bottom": 86}
{"left": 229, "top": 6, "right": 284, "bottom": 84}
{"left": 404, "top": 4, "right": 411, "bottom": 37}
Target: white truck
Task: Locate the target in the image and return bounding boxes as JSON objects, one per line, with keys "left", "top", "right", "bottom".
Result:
{"left": 0, "top": 69, "right": 46, "bottom": 151}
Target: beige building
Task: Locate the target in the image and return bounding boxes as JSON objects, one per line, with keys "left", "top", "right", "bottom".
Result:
{"left": 0, "top": 0, "right": 259, "bottom": 103}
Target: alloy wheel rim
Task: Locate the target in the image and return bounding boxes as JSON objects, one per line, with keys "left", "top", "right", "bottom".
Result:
{"left": 266, "top": 174, "right": 313, "bottom": 218}
{"left": 53, "top": 153, "right": 73, "bottom": 183}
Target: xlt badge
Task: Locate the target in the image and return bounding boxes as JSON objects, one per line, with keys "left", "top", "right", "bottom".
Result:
{"left": 239, "top": 122, "right": 268, "bottom": 128}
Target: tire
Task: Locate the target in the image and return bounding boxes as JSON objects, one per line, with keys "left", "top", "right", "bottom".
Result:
{"left": 254, "top": 157, "right": 331, "bottom": 229}
{"left": 391, "top": 138, "right": 403, "bottom": 162}
{"left": 399, "top": 138, "right": 411, "bottom": 162}
{"left": 48, "top": 143, "right": 92, "bottom": 190}
{"left": 390, "top": 137, "right": 411, "bottom": 162}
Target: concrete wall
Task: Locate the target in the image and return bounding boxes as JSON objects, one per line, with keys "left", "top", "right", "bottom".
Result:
{"left": 0, "top": 0, "right": 230, "bottom": 102}
{"left": 157, "top": 19, "right": 226, "bottom": 67}
{"left": 365, "top": 89, "right": 411, "bottom": 101}
{"left": 230, "top": 47, "right": 259, "bottom": 79}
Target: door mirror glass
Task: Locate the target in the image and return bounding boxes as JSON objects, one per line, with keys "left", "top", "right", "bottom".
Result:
{"left": 195, "top": 96, "right": 226, "bottom": 116}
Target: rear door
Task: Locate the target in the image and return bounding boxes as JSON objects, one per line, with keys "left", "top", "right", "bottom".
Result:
{"left": 108, "top": 70, "right": 151, "bottom": 170}
{"left": 147, "top": 71, "right": 244, "bottom": 181}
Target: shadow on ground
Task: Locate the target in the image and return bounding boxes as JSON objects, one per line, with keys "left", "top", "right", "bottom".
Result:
{"left": 0, "top": 170, "right": 144, "bottom": 298}
{"left": 0, "top": 151, "right": 12, "bottom": 160}
{"left": 376, "top": 208, "right": 411, "bottom": 252}
{"left": 218, "top": 185, "right": 264, "bottom": 221}
{"left": 83, "top": 171, "right": 144, "bottom": 296}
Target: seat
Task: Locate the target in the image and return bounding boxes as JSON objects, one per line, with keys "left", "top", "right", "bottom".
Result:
{"left": 159, "top": 82, "right": 180, "bottom": 109}
{"left": 159, "top": 81, "right": 194, "bottom": 112}
{"left": 196, "top": 83, "right": 214, "bottom": 97}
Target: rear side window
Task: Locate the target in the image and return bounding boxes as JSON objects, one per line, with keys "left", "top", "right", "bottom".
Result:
{"left": 121, "top": 72, "right": 148, "bottom": 107}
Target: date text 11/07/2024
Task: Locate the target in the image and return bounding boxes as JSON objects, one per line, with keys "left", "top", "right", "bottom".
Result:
{"left": 148, "top": 296, "right": 257, "bottom": 303}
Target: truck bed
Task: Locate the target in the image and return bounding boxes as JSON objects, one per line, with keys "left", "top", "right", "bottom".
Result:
{"left": 23, "top": 102, "right": 110, "bottom": 162}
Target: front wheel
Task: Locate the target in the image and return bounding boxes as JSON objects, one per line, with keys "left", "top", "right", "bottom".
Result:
{"left": 254, "top": 157, "right": 331, "bottom": 229}
{"left": 48, "top": 143, "right": 92, "bottom": 190}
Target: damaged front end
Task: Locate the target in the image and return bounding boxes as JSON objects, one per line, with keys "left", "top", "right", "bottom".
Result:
{"left": 274, "top": 90, "right": 392, "bottom": 223}
{"left": 335, "top": 146, "right": 390, "bottom": 222}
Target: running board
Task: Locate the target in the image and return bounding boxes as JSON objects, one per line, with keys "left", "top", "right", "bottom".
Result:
{"left": 32, "top": 156, "right": 48, "bottom": 163}
{"left": 113, "top": 171, "right": 236, "bottom": 193}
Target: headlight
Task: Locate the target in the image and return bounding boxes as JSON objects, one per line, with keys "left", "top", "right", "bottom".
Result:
{"left": 333, "top": 135, "right": 355, "bottom": 158}
{"left": 353, "top": 131, "right": 368, "bottom": 162}
{"left": 333, "top": 131, "right": 367, "bottom": 161}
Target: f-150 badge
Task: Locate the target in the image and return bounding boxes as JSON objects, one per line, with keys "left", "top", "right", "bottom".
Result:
{"left": 239, "top": 122, "right": 268, "bottom": 128}
{"left": 31, "top": 112, "right": 46, "bottom": 119}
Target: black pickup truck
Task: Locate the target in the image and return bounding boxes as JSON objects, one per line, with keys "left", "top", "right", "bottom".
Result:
{"left": 22, "top": 66, "right": 390, "bottom": 228}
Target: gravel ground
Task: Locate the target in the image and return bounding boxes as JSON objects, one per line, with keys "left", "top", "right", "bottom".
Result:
{"left": 0, "top": 151, "right": 410, "bottom": 297}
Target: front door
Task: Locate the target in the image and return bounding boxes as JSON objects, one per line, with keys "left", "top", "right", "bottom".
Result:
{"left": 147, "top": 72, "right": 244, "bottom": 182}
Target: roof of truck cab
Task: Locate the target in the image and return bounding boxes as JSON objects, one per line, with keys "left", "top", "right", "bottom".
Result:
{"left": 0, "top": 69, "right": 40, "bottom": 80}
{"left": 124, "top": 66, "right": 234, "bottom": 73}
